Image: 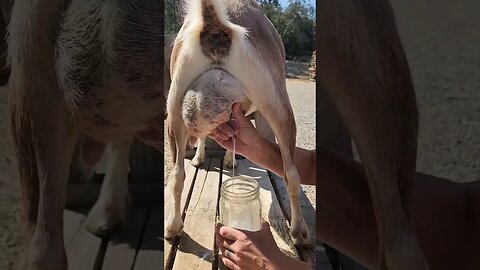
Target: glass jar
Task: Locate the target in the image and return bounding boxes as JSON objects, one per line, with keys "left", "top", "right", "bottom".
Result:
{"left": 219, "top": 176, "right": 262, "bottom": 231}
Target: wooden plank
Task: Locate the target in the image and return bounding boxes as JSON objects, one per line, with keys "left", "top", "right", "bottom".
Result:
{"left": 172, "top": 158, "right": 219, "bottom": 270}
{"left": 316, "top": 245, "right": 334, "bottom": 270}
{"left": 63, "top": 209, "right": 87, "bottom": 247}
{"left": 67, "top": 214, "right": 104, "bottom": 270}
{"left": 101, "top": 209, "right": 147, "bottom": 269}
{"left": 133, "top": 209, "right": 164, "bottom": 270}
{"left": 270, "top": 173, "right": 316, "bottom": 265}
{"left": 164, "top": 159, "right": 202, "bottom": 267}
{"left": 233, "top": 159, "right": 299, "bottom": 259}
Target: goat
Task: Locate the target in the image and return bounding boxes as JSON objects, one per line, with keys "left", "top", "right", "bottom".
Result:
{"left": 165, "top": 33, "right": 236, "bottom": 169}
{"left": 8, "top": 1, "right": 164, "bottom": 269}
{"left": 318, "top": 0, "right": 429, "bottom": 269}
{"left": 165, "top": 0, "right": 310, "bottom": 246}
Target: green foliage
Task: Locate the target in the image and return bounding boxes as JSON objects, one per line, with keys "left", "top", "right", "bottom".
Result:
{"left": 165, "top": 0, "right": 315, "bottom": 58}
{"left": 165, "top": 0, "right": 183, "bottom": 34}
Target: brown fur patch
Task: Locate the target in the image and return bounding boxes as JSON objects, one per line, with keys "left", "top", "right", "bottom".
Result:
{"left": 199, "top": 2, "right": 232, "bottom": 62}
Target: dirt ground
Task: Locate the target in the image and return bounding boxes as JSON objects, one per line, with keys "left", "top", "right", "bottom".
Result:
{"left": 1, "top": 0, "right": 480, "bottom": 268}
{"left": 392, "top": 0, "right": 480, "bottom": 183}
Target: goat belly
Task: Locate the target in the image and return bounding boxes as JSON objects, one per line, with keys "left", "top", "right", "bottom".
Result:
{"left": 181, "top": 68, "right": 248, "bottom": 137}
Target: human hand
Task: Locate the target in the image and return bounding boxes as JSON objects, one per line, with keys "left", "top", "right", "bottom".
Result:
{"left": 209, "top": 103, "right": 262, "bottom": 157}
{"left": 215, "top": 220, "right": 288, "bottom": 270}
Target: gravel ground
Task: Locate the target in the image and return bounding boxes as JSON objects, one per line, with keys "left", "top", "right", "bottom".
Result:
{"left": 286, "top": 79, "right": 316, "bottom": 151}
{"left": 284, "top": 79, "right": 317, "bottom": 207}
{"left": 392, "top": 0, "right": 480, "bottom": 183}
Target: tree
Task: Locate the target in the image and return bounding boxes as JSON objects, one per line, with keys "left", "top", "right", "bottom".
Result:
{"left": 281, "top": 0, "right": 315, "bottom": 57}
{"left": 165, "top": 0, "right": 183, "bottom": 34}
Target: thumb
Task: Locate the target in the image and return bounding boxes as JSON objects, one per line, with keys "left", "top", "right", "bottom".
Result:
{"left": 232, "top": 103, "right": 250, "bottom": 125}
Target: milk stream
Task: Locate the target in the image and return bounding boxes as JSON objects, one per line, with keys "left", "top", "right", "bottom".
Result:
{"left": 232, "top": 137, "right": 236, "bottom": 177}
{"left": 220, "top": 138, "right": 234, "bottom": 270}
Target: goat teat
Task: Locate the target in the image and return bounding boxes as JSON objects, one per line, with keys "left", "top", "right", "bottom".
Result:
{"left": 181, "top": 68, "right": 251, "bottom": 137}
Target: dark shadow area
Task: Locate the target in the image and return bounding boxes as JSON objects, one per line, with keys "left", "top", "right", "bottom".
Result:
{"left": 175, "top": 231, "right": 213, "bottom": 262}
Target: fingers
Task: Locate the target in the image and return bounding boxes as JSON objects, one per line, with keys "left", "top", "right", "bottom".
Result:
{"left": 217, "top": 121, "right": 236, "bottom": 137}
{"left": 216, "top": 223, "right": 247, "bottom": 241}
{"left": 216, "top": 233, "right": 236, "bottom": 249}
{"left": 210, "top": 119, "right": 239, "bottom": 140}
{"left": 211, "top": 128, "right": 229, "bottom": 140}
{"left": 220, "top": 254, "right": 240, "bottom": 270}
{"left": 218, "top": 245, "right": 241, "bottom": 263}
{"left": 216, "top": 228, "right": 241, "bottom": 270}
{"left": 209, "top": 133, "right": 234, "bottom": 150}
{"left": 232, "top": 103, "right": 250, "bottom": 125}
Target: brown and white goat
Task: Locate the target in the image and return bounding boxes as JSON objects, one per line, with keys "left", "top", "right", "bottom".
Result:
{"left": 165, "top": 0, "right": 310, "bottom": 245}
{"left": 8, "top": 1, "right": 164, "bottom": 269}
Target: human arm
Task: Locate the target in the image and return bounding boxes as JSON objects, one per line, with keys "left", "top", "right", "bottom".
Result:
{"left": 209, "top": 103, "right": 316, "bottom": 185}
{"left": 315, "top": 146, "right": 480, "bottom": 270}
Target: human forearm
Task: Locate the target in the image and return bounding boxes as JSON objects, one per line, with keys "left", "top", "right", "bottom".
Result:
{"left": 275, "top": 254, "right": 312, "bottom": 270}
{"left": 315, "top": 146, "right": 476, "bottom": 269}
{"left": 242, "top": 136, "right": 316, "bottom": 185}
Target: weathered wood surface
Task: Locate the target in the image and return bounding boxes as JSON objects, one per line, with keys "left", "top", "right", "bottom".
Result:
{"left": 164, "top": 157, "right": 316, "bottom": 269}
{"left": 67, "top": 141, "right": 163, "bottom": 208}
{"left": 269, "top": 173, "right": 316, "bottom": 264}
{"left": 164, "top": 159, "right": 198, "bottom": 268}
{"left": 63, "top": 208, "right": 163, "bottom": 270}
{"left": 133, "top": 209, "right": 164, "bottom": 270}
{"left": 172, "top": 158, "right": 219, "bottom": 269}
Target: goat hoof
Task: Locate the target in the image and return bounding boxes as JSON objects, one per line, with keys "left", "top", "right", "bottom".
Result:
{"left": 191, "top": 155, "right": 204, "bottom": 167}
{"left": 165, "top": 213, "right": 184, "bottom": 239}
{"left": 291, "top": 218, "right": 311, "bottom": 246}
{"left": 86, "top": 196, "right": 130, "bottom": 236}
{"left": 223, "top": 155, "right": 236, "bottom": 168}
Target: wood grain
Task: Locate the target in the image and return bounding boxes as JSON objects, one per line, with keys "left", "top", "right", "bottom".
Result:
{"left": 172, "top": 158, "right": 219, "bottom": 270}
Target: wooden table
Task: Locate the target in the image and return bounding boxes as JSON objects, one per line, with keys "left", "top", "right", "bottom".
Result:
{"left": 62, "top": 207, "right": 163, "bottom": 270}
{"left": 63, "top": 140, "right": 164, "bottom": 270}
{"left": 164, "top": 156, "right": 318, "bottom": 269}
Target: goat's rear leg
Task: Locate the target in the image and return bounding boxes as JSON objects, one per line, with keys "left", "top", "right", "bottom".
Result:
{"left": 11, "top": 96, "right": 76, "bottom": 270}
{"left": 165, "top": 114, "right": 188, "bottom": 238}
{"left": 191, "top": 137, "right": 206, "bottom": 167}
{"left": 86, "top": 139, "right": 132, "bottom": 236}
{"left": 258, "top": 105, "right": 310, "bottom": 245}
{"left": 346, "top": 119, "right": 428, "bottom": 270}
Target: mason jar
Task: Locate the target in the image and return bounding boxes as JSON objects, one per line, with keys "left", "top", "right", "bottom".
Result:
{"left": 219, "top": 176, "right": 262, "bottom": 231}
